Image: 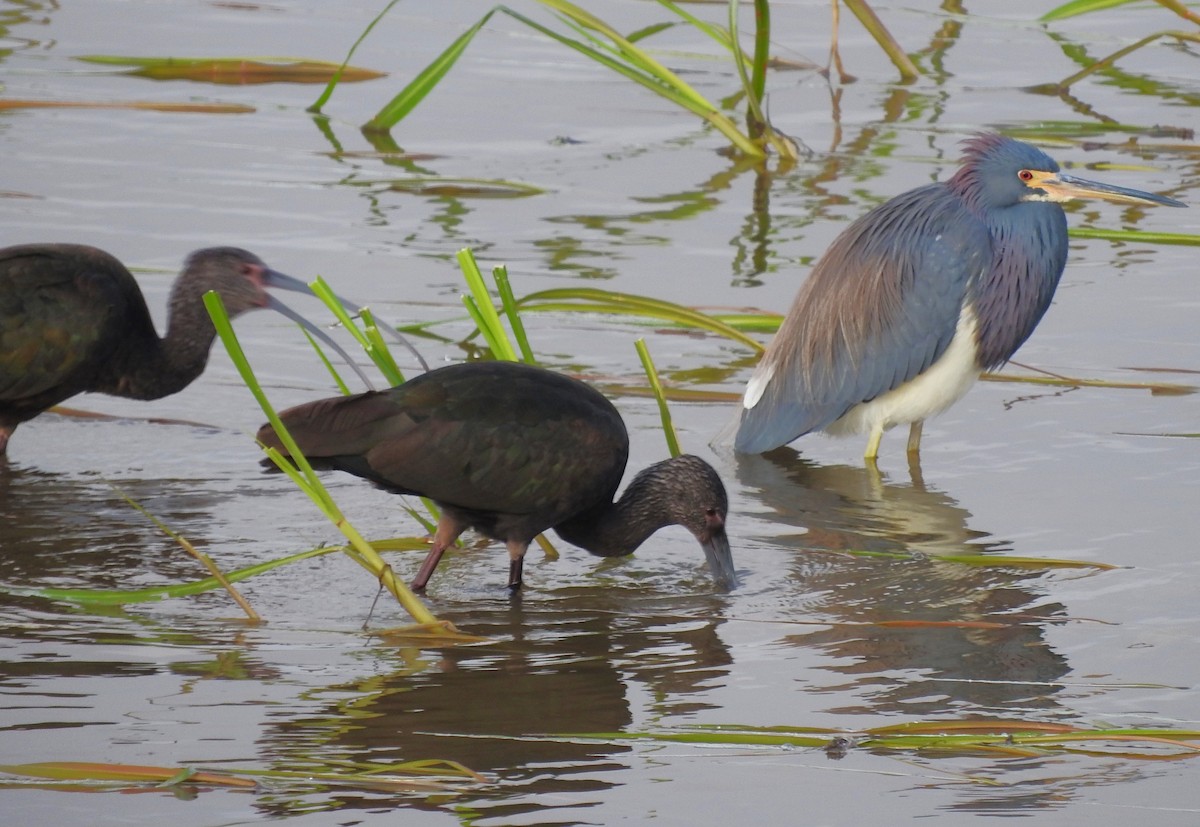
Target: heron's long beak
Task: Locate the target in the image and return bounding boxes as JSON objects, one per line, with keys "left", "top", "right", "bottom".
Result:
{"left": 262, "top": 269, "right": 431, "bottom": 389}
{"left": 1027, "top": 170, "right": 1187, "bottom": 208}
{"left": 700, "top": 524, "right": 737, "bottom": 592}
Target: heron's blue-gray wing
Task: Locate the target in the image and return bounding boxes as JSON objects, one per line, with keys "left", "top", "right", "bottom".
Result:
{"left": 735, "top": 184, "right": 992, "bottom": 453}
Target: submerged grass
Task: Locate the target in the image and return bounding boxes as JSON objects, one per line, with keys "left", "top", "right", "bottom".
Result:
{"left": 0, "top": 757, "right": 485, "bottom": 795}
{"left": 16, "top": 539, "right": 426, "bottom": 607}
{"left": 109, "top": 487, "right": 260, "bottom": 621}
{"left": 552, "top": 719, "right": 1200, "bottom": 761}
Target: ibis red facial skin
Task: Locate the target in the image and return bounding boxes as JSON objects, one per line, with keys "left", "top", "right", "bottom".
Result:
{"left": 0, "top": 243, "right": 377, "bottom": 456}
{"left": 257, "top": 361, "right": 737, "bottom": 593}
{"left": 734, "top": 133, "right": 1187, "bottom": 460}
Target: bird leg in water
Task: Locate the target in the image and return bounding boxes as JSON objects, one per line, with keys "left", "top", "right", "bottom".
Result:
{"left": 907, "top": 421, "right": 924, "bottom": 455}
{"left": 864, "top": 425, "right": 884, "bottom": 461}
{"left": 411, "top": 515, "right": 467, "bottom": 592}
{"left": 506, "top": 541, "right": 528, "bottom": 591}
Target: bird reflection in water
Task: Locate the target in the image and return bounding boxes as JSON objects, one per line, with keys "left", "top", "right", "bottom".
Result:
{"left": 736, "top": 449, "right": 1071, "bottom": 716}
{"left": 255, "top": 598, "right": 733, "bottom": 820}
{"left": 0, "top": 458, "right": 255, "bottom": 608}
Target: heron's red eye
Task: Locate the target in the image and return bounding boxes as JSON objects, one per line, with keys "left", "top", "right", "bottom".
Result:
{"left": 1018, "top": 170, "right": 1034, "bottom": 181}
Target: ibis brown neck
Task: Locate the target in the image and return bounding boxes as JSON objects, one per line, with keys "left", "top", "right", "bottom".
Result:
{"left": 94, "top": 282, "right": 222, "bottom": 400}
{"left": 553, "top": 455, "right": 717, "bottom": 558}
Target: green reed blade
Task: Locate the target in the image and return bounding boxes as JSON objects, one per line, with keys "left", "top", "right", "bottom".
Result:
{"left": 365, "top": 9, "right": 497, "bottom": 132}
{"left": 458, "top": 248, "right": 518, "bottom": 361}
{"left": 492, "top": 265, "right": 536, "bottom": 364}
{"left": 518, "top": 287, "right": 766, "bottom": 352}
{"left": 1041, "top": 0, "right": 1141, "bottom": 21}
{"left": 509, "top": 3, "right": 763, "bottom": 157}
{"left": 21, "top": 545, "right": 341, "bottom": 605}
{"left": 300, "top": 327, "right": 353, "bottom": 395}
{"left": 841, "top": 0, "right": 920, "bottom": 79}
{"left": 307, "top": 277, "right": 407, "bottom": 386}
{"left": 360, "top": 308, "right": 405, "bottom": 386}
{"left": 1070, "top": 227, "right": 1200, "bottom": 246}
{"left": 310, "top": 0, "right": 402, "bottom": 113}
{"left": 636, "top": 339, "right": 681, "bottom": 457}
{"left": 204, "top": 292, "right": 443, "bottom": 630}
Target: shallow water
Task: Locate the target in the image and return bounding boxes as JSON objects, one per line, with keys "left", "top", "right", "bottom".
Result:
{"left": 1, "top": 0, "right": 1198, "bottom": 824}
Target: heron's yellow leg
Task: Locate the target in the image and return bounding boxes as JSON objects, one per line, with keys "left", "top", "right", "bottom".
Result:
{"left": 907, "top": 421, "right": 924, "bottom": 455}
{"left": 864, "top": 425, "right": 884, "bottom": 461}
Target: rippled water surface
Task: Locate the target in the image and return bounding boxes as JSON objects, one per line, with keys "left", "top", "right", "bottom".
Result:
{"left": 1, "top": 1, "right": 1198, "bottom": 824}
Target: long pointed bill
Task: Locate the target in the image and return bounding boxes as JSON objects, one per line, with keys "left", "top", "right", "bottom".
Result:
{"left": 263, "top": 294, "right": 377, "bottom": 390}
{"left": 1029, "top": 171, "right": 1187, "bottom": 208}
{"left": 700, "top": 525, "right": 737, "bottom": 591}
{"left": 263, "top": 270, "right": 430, "bottom": 374}
{"left": 327, "top": 293, "right": 431, "bottom": 374}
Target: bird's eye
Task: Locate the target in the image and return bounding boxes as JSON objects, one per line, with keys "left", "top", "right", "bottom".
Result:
{"left": 705, "top": 508, "right": 717, "bottom": 517}
{"left": 1018, "top": 170, "right": 1034, "bottom": 182}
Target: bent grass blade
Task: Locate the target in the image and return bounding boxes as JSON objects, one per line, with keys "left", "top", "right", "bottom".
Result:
{"left": 204, "top": 292, "right": 465, "bottom": 638}
{"left": 517, "top": 287, "right": 766, "bottom": 353}
{"left": 109, "top": 486, "right": 259, "bottom": 621}
{"left": 310, "top": 0, "right": 403, "bottom": 113}
{"left": 14, "top": 540, "right": 427, "bottom": 607}
{"left": 636, "top": 339, "right": 682, "bottom": 458}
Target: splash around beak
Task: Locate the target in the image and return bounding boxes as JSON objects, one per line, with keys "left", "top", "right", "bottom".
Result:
{"left": 1025, "top": 170, "right": 1187, "bottom": 208}
{"left": 700, "top": 525, "right": 737, "bottom": 592}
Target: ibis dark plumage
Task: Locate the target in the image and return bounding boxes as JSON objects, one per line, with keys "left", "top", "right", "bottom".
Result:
{"left": 735, "top": 133, "right": 1187, "bottom": 460}
{"left": 257, "top": 361, "right": 736, "bottom": 592}
{"left": 0, "top": 243, "right": 368, "bottom": 455}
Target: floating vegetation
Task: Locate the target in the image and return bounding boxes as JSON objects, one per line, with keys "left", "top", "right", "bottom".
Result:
{"left": 76, "top": 55, "right": 386, "bottom": 85}
{"left": 370, "top": 177, "right": 545, "bottom": 199}
{"left": 0, "top": 99, "right": 253, "bottom": 114}
{"left": 1069, "top": 227, "right": 1200, "bottom": 247}
{"left": 826, "top": 547, "right": 1117, "bottom": 570}
{"left": 0, "top": 758, "right": 485, "bottom": 795}
{"left": 553, "top": 719, "right": 1200, "bottom": 761}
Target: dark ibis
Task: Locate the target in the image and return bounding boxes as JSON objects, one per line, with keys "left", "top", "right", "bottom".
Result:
{"left": 256, "top": 361, "right": 736, "bottom": 592}
{"left": 734, "top": 133, "right": 1187, "bottom": 460}
{"left": 0, "top": 243, "right": 373, "bottom": 455}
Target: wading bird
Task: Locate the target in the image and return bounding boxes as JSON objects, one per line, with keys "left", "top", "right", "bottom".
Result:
{"left": 734, "top": 133, "right": 1186, "bottom": 460}
{"left": 0, "top": 243, "right": 374, "bottom": 455}
{"left": 257, "top": 360, "right": 737, "bottom": 593}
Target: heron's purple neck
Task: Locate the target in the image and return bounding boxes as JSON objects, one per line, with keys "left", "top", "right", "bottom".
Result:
{"left": 947, "top": 169, "right": 1070, "bottom": 369}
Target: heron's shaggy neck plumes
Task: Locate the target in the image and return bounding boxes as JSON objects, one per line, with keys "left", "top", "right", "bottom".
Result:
{"left": 947, "top": 134, "right": 1069, "bottom": 369}
{"left": 947, "top": 133, "right": 1059, "bottom": 216}
{"left": 554, "top": 455, "right": 727, "bottom": 558}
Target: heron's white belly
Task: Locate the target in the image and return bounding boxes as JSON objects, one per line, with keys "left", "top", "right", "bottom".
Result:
{"left": 825, "top": 309, "right": 981, "bottom": 437}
